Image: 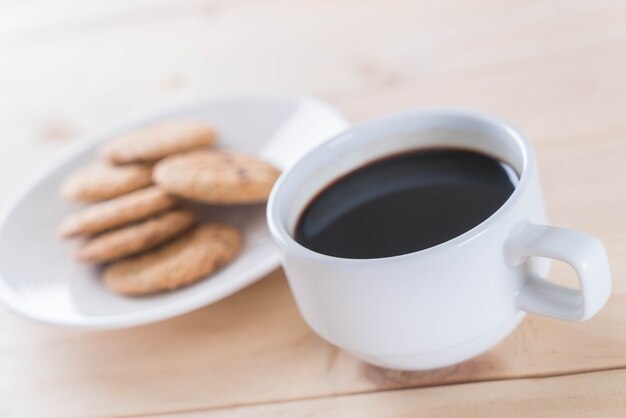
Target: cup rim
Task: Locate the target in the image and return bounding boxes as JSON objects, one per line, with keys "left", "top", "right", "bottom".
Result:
{"left": 267, "top": 108, "right": 533, "bottom": 266}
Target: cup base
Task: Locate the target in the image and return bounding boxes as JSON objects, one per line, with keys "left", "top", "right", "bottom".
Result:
{"left": 350, "top": 312, "right": 525, "bottom": 371}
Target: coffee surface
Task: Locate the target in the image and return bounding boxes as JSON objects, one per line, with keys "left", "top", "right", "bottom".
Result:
{"left": 295, "top": 148, "right": 517, "bottom": 259}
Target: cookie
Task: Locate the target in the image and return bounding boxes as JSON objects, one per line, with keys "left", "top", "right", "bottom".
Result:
{"left": 153, "top": 150, "right": 281, "bottom": 204}
{"left": 60, "top": 162, "right": 152, "bottom": 202}
{"left": 101, "top": 120, "right": 216, "bottom": 164}
{"left": 59, "top": 186, "right": 177, "bottom": 238}
{"left": 104, "top": 224, "right": 243, "bottom": 295}
{"left": 75, "top": 209, "right": 196, "bottom": 263}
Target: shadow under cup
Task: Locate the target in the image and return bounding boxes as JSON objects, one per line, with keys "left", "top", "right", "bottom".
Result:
{"left": 267, "top": 110, "right": 552, "bottom": 370}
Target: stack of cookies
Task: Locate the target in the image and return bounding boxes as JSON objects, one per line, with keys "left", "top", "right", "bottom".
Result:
{"left": 59, "top": 120, "right": 281, "bottom": 296}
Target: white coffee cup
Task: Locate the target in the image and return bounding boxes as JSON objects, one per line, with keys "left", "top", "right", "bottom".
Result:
{"left": 267, "top": 109, "right": 611, "bottom": 370}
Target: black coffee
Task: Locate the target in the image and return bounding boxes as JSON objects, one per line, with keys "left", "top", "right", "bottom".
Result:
{"left": 295, "top": 148, "right": 517, "bottom": 259}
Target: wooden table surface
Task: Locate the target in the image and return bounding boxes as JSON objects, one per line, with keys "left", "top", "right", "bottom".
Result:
{"left": 1, "top": 0, "right": 625, "bottom": 416}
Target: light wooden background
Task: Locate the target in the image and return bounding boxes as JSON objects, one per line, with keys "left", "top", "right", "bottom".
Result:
{"left": 0, "top": 0, "right": 625, "bottom": 417}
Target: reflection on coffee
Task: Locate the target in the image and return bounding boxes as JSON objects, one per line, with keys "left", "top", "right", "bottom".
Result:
{"left": 295, "top": 148, "right": 518, "bottom": 259}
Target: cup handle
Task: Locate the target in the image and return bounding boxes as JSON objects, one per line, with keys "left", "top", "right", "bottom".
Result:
{"left": 505, "top": 222, "right": 611, "bottom": 321}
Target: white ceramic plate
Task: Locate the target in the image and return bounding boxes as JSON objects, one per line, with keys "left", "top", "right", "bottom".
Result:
{"left": 0, "top": 95, "right": 349, "bottom": 329}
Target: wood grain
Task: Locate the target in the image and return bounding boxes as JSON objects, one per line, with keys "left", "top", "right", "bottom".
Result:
{"left": 0, "top": 0, "right": 624, "bottom": 417}
{"left": 165, "top": 369, "right": 626, "bottom": 417}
